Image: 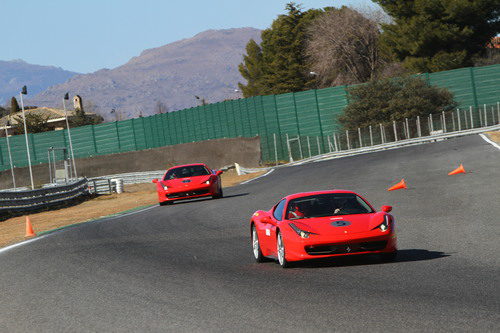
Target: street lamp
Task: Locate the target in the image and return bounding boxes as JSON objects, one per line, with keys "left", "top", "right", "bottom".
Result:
{"left": 19, "top": 85, "right": 35, "bottom": 190}
{"left": 63, "top": 92, "right": 77, "bottom": 179}
{"left": 4, "top": 118, "right": 16, "bottom": 189}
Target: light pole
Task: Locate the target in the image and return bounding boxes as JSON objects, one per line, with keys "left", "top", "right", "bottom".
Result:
{"left": 63, "top": 93, "right": 77, "bottom": 179}
{"left": 4, "top": 118, "right": 16, "bottom": 189}
{"left": 19, "top": 85, "right": 35, "bottom": 190}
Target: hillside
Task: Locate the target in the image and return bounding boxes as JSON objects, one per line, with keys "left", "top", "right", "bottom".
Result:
{"left": 28, "top": 28, "right": 261, "bottom": 120}
{"left": 0, "top": 59, "right": 78, "bottom": 105}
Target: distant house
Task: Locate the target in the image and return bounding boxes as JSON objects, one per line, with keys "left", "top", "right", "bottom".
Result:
{"left": 488, "top": 36, "right": 500, "bottom": 49}
{"left": 0, "top": 107, "right": 100, "bottom": 134}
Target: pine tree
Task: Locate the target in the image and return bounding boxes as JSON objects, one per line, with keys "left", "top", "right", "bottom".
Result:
{"left": 374, "top": 0, "right": 500, "bottom": 72}
{"left": 238, "top": 2, "right": 327, "bottom": 96}
{"left": 10, "top": 97, "right": 20, "bottom": 115}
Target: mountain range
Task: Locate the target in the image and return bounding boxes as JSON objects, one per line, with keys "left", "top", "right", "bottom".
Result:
{"left": 25, "top": 28, "right": 261, "bottom": 120}
{"left": 0, "top": 59, "right": 77, "bottom": 106}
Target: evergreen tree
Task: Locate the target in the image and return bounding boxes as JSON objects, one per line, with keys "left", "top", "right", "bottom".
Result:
{"left": 10, "top": 97, "right": 20, "bottom": 115}
{"left": 374, "top": 0, "right": 500, "bottom": 72}
{"left": 239, "top": 3, "right": 327, "bottom": 96}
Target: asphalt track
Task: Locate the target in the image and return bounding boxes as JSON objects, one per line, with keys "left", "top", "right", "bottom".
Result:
{"left": 1, "top": 135, "right": 499, "bottom": 332}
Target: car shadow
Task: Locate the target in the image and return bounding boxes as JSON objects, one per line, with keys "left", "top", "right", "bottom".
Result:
{"left": 164, "top": 193, "right": 250, "bottom": 206}
{"left": 290, "top": 249, "right": 450, "bottom": 269}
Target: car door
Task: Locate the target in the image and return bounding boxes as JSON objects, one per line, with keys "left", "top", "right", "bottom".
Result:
{"left": 265, "top": 199, "right": 286, "bottom": 256}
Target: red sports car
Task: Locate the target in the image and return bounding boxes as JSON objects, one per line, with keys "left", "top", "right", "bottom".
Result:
{"left": 152, "top": 163, "right": 223, "bottom": 205}
{"left": 250, "top": 190, "right": 397, "bottom": 268}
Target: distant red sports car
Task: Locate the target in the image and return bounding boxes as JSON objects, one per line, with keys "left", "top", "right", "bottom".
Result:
{"left": 250, "top": 190, "right": 397, "bottom": 268}
{"left": 152, "top": 163, "right": 223, "bottom": 205}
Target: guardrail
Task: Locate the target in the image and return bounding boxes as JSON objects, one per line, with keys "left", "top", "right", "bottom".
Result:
{"left": 0, "top": 178, "right": 89, "bottom": 213}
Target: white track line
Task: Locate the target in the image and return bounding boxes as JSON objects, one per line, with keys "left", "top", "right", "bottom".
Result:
{"left": 479, "top": 133, "right": 500, "bottom": 150}
{"left": 240, "top": 169, "right": 275, "bottom": 185}
{"left": 0, "top": 236, "right": 47, "bottom": 255}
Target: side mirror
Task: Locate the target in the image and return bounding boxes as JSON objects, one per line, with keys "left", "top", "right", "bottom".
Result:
{"left": 152, "top": 179, "right": 158, "bottom": 183}
{"left": 381, "top": 205, "right": 392, "bottom": 213}
{"left": 216, "top": 170, "right": 223, "bottom": 176}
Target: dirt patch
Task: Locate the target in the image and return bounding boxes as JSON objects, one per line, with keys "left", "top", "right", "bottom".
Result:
{"left": 0, "top": 169, "right": 265, "bottom": 248}
{"left": 486, "top": 131, "right": 500, "bottom": 144}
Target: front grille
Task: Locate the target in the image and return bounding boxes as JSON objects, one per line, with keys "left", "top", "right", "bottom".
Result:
{"left": 166, "top": 189, "right": 209, "bottom": 199}
{"left": 305, "top": 240, "right": 387, "bottom": 255}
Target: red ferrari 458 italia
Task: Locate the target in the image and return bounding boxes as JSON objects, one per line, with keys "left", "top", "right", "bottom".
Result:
{"left": 250, "top": 190, "right": 397, "bottom": 268}
{"left": 152, "top": 163, "right": 223, "bottom": 205}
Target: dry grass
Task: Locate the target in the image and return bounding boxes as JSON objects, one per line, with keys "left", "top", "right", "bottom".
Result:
{"left": 0, "top": 169, "right": 264, "bottom": 248}
{"left": 486, "top": 130, "right": 500, "bottom": 144}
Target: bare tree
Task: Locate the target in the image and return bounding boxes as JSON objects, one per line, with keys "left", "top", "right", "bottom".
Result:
{"left": 155, "top": 101, "right": 168, "bottom": 114}
{"left": 306, "top": 7, "right": 387, "bottom": 87}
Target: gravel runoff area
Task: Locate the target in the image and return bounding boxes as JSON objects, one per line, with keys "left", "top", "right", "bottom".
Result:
{"left": 0, "top": 169, "right": 265, "bottom": 248}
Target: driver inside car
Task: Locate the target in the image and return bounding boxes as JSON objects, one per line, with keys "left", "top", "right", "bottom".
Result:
{"left": 287, "top": 202, "right": 307, "bottom": 219}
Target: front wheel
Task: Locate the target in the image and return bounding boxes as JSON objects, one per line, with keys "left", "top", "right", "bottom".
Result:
{"left": 212, "top": 184, "right": 223, "bottom": 199}
{"left": 277, "top": 231, "right": 291, "bottom": 268}
{"left": 252, "top": 225, "right": 265, "bottom": 262}
{"left": 159, "top": 201, "right": 173, "bottom": 206}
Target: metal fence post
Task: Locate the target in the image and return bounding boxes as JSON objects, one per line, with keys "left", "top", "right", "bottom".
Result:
{"left": 273, "top": 133, "right": 278, "bottom": 166}
{"left": 441, "top": 111, "right": 445, "bottom": 133}
{"left": 491, "top": 107, "right": 495, "bottom": 126}
{"left": 479, "top": 105, "right": 483, "bottom": 126}
{"left": 358, "top": 128, "right": 362, "bottom": 147}
{"left": 346, "top": 130, "right": 351, "bottom": 150}
{"left": 286, "top": 133, "right": 293, "bottom": 162}
{"left": 333, "top": 133, "right": 339, "bottom": 151}
{"left": 497, "top": 102, "right": 500, "bottom": 124}
{"left": 451, "top": 110, "right": 456, "bottom": 132}
{"left": 457, "top": 109, "right": 461, "bottom": 131}
{"left": 393, "top": 121, "right": 398, "bottom": 141}
{"left": 369, "top": 125, "right": 373, "bottom": 146}
{"left": 429, "top": 114, "right": 434, "bottom": 132}
{"left": 307, "top": 136, "right": 311, "bottom": 158}
{"left": 327, "top": 135, "right": 333, "bottom": 152}
{"left": 316, "top": 136, "right": 321, "bottom": 155}
{"left": 298, "top": 136, "right": 303, "bottom": 160}
{"left": 379, "top": 124, "right": 385, "bottom": 144}
{"left": 405, "top": 118, "right": 410, "bottom": 139}
{"left": 417, "top": 116, "right": 421, "bottom": 137}
{"left": 469, "top": 106, "right": 474, "bottom": 128}
{"left": 484, "top": 104, "right": 488, "bottom": 126}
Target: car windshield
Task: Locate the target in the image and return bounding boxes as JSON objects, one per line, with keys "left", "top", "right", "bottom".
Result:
{"left": 164, "top": 165, "right": 210, "bottom": 180}
{"left": 286, "top": 193, "right": 373, "bottom": 220}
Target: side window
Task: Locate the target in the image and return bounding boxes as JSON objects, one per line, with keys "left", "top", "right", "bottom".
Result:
{"left": 273, "top": 199, "right": 287, "bottom": 221}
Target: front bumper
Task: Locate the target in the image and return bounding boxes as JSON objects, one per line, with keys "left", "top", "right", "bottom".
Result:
{"left": 283, "top": 229, "right": 397, "bottom": 262}
{"left": 157, "top": 183, "right": 215, "bottom": 202}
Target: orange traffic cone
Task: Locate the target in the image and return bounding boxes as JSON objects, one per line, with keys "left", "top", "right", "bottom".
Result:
{"left": 448, "top": 164, "right": 466, "bottom": 176}
{"left": 25, "top": 216, "right": 36, "bottom": 237}
{"left": 387, "top": 179, "right": 407, "bottom": 191}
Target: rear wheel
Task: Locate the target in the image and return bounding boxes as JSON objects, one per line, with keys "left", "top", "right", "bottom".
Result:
{"left": 159, "top": 201, "right": 173, "bottom": 206}
{"left": 277, "top": 231, "right": 290, "bottom": 268}
{"left": 251, "top": 225, "right": 265, "bottom": 262}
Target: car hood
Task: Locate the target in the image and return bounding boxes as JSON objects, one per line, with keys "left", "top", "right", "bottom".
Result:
{"left": 163, "top": 175, "right": 211, "bottom": 187}
{"left": 288, "top": 213, "right": 385, "bottom": 235}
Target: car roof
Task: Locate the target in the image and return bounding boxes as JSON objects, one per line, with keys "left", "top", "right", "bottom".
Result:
{"left": 166, "top": 163, "right": 208, "bottom": 171}
{"left": 285, "top": 190, "right": 358, "bottom": 201}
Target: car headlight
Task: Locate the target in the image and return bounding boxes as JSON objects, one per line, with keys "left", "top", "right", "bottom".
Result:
{"left": 289, "top": 223, "right": 317, "bottom": 239}
{"left": 161, "top": 184, "right": 168, "bottom": 190}
{"left": 204, "top": 180, "right": 210, "bottom": 184}
{"left": 377, "top": 215, "right": 391, "bottom": 231}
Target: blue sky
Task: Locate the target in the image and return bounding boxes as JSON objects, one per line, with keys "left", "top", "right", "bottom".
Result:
{"left": 0, "top": 0, "right": 377, "bottom": 73}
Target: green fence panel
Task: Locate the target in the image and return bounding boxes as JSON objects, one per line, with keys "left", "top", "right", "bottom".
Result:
{"left": 276, "top": 93, "right": 299, "bottom": 135}
{"left": 294, "top": 90, "right": 322, "bottom": 136}
{"left": 93, "top": 122, "right": 120, "bottom": 154}
{"left": 428, "top": 67, "right": 475, "bottom": 107}
{"left": 474, "top": 65, "right": 500, "bottom": 106}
